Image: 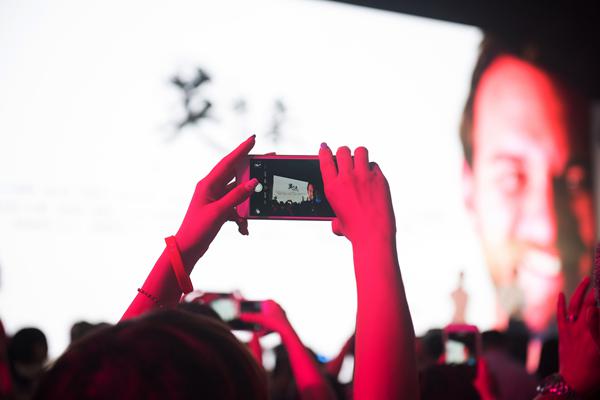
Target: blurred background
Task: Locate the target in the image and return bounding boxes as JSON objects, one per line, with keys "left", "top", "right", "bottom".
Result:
{"left": 0, "top": 0, "right": 597, "bottom": 360}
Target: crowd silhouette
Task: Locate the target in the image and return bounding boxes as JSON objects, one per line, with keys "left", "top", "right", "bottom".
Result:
{"left": 1, "top": 137, "right": 598, "bottom": 400}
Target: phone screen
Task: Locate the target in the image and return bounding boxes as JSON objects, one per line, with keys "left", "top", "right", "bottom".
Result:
{"left": 240, "top": 300, "right": 262, "bottom": 313}
{"left": 210, "top": 298, "right": 238, "bottom": 322}
{"left": 249, "top": 158, "right": 335, "bottom": 218}
{"left": 445, "top": 332, "right": 477, "bottom": 366}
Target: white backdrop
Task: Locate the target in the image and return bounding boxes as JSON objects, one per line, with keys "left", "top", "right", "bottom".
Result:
{"left": 0, "top": 0, "right": 491, "bottom": 358}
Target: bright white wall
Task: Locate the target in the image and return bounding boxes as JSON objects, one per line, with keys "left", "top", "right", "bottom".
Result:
{"left": 0, "top": 0, "right": 488, "bottom": 358}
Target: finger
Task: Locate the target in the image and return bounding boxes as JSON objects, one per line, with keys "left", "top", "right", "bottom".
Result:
{"left": 210, "top": 180, "right": 238, "bottom": 201}
{"left": 331, "top": 218, "right": 344, "bottom": 236}
{"left": 557, "top": 292, "right": 567, "bottom": 329}
{"left": 583, "top": 285, "right": 596, "bottom": 308}
{"left": 370, "top": 161, "right": 383, "bottom": 176}
{"left": 336, "top": 146, "right": 353, "bottom": 175}
{"left": 370, "top": 162, "right": 391, "bottom": 192}
{"left": 227, "top": 208, "right": 248, "bottom": 235}
{"left": 585, "top": 306, "right": 600, "bottom": 348}
{"left": 568, "top": 276, "right": 591, "bottom": 318}
{"left": 216, "top": 178, "right": 258, "bottom": 214}
{"left": 205, "top": 135, "right": 256, "bottom": 188}
{"left": 475, "top": 356, "right": 489, "bottom": 380}
{"left": 354, "top": 146, "right": 369, "bottom": 174}
{"left": 224, "top": 181, "right": 237, "bottom": 193}
{"left": 263, "top": 152, "right": 276, "bottom": 156}
{"left": 319, "top": 142, "right": 337, "bottom": 184}
{"left": 236, "top": 216, "right": 249, "bottom": 236}
{"left": 239, "top": 313, "right": 265, "bottom": 324}
{"left": 261, "top": 299, "right": 278, "bottom": 311}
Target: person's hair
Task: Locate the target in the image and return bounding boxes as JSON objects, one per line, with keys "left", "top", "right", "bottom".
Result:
{"left": 459, "top": 33, "right": 589, "bottom": 167}
{"left": 536, "top": 337, "right": 559, "bottom": 380}
{"left": 419, "top": 329, "right": 444, "bottom": 364}
{"left": 505, "top": 319, "right": 530, "bottom": 367}
{"left": 419, "top": 364, "right": 480, "bottom": 400}
{"left": 481, "top": 330, "right": 507, "bottom": 352}
{"left": 7, "top": 327, "right": 48, "bottom": 389}
{"left": 70, "top": 321, "right": 113, "bottom": 344}
{"left": 34, "top": 309, "right": 268, "bottom": 400}
{"left": 8, "top": 328, "right": 47, "bottom": 366}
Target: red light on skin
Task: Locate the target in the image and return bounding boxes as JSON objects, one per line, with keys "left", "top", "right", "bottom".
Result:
{"left": 463, "top": 55, "right": 595, "bottom": 333}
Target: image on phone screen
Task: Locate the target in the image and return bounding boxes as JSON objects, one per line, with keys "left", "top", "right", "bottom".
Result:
{"left": 210, "top": 298, "right": 238, "bottom": 322}
{"left": 445, "top": 332, "right": 477, "bottom": 366}
{"left": 249, "top": 158, "right": 335, "bottom": 219}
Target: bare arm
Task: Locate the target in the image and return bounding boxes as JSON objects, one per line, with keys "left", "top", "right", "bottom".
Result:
{"left": 324, "top": 333, "right": 354, "bottom": 378}
{"left": 352, "top": 237, "right": 417, "bottom": 400}
{"left": 122, "top": 136, "right": 258, "bottom": 320}
{"left": 247, "top": 333, "right": 264, "bottom": 366}
{"left": 241, "top": 300, "right": 336, "bottom": 400}
{"left": 319, "top": 143, "right": 419, "bottom": 400}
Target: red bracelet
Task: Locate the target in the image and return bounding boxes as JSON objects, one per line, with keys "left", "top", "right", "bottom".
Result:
{"left": 165, "top": 236, "right": 194, "bottom": 294}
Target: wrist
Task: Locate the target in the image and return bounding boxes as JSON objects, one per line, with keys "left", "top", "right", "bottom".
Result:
{"left": 275, "top": 320, "right": 298, "bottom": 341}
{"left": 174, "top": 232, "right": 203, "bottom": 271}
{"left": 537, "top": 373, "right": 583, "bottom": 400}
{"left": 560, "top": 371, "right": 598, "bottom": 400}
{"left": 351, "top": 232, "right": 396, "bottom": 252}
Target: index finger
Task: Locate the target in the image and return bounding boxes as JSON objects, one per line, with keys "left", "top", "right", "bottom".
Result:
{"left": 568, "top": 276, "right": 591, "bottom": 318}
{"left": 239, "top": 313, "right": 264, "bottom": 323}
{"left": 583, "top": 284, "right": 596, "bottom": 308}
{"left": 319, "top": 142, "right": 337, "bottom": 184}
{"left": 205, "top": 135, "right": 256, "bottom": 188}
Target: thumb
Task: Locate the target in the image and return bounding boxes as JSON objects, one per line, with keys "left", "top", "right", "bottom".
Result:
{"left": 216, "top": 179, "right": 258, "bottom": 213}
{"left": 332, "top": 218, "right": 344, "bottom": 236}
{"left": 239, "top": 312, "right": 266, "bottom": 325}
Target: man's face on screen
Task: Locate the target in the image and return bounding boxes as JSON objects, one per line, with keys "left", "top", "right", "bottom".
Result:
{"left": 307, "top": 183, "right": 315, "bottom": 201}
{"left": 464, "top": 55, "right": 595, "bottom": 333}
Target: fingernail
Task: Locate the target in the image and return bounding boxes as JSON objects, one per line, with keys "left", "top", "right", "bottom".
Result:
{"left": 245, "top": 178, "right": 258, "bottom": 190}
{"left": 320, "top": 142, "right": 329, "bottom": 150}
{"left": 248, "top": 134, "right": 256, "bottom": 141}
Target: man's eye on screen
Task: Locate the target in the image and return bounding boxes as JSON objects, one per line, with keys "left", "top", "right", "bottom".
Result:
{"left": 495, "top": 170, "right": 526, "bottom": 196}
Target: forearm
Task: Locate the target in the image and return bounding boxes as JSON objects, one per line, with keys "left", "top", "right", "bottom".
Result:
{"left": 279, "top": 324, "right": 335, "bottom": 400}
{"left": 248, "top": 334, "right": 263, "bottom": 366}
{"left": 324, "top": 344, "right": 347, "bottom": 378}
{"left": 120, "top": 136, "right": 255, "bottom": 321}
{"left": 121, "top": 246, "right": 194, "bottom": 321}
{"left": 352, "top": 237, "right": 419, "bottom": 400}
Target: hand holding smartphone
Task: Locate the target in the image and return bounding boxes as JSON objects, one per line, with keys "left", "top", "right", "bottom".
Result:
{"left": 235, "top": 155, "right": 335, "bottom": 220}
{"left": 442, "top": 324, "right": 481, "bottom": 367}
{"left": 182, "top": 291, "right": 263, "bottom": 331}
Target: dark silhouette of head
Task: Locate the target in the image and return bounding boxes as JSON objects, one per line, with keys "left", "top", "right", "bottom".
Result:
{"left": 34, "top": 310, "right": 268, "bottom": 400}
{"left": 416, "top": 329, "right": 444, "bottom": 370}
{"left": 8, "top": 327, "right": 47, "bottom": 389}
{"left": 419, "top": 364, "right": 480, "bottom": 400}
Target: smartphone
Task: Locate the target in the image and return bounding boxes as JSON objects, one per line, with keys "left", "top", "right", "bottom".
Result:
{"left": 209, "top": 297, "right": 240, "bottom": 322}
{"left": 235, "top": 155, "right": 335, "bottom": 220}
{"left": 442, "top": 324, "right": 480, "bottom": 367}
{"left": 229, "top": 300, "right": 263, "bottom": 331}
{"left": 182, "top": 291, "right": 262, "bottom": 331}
